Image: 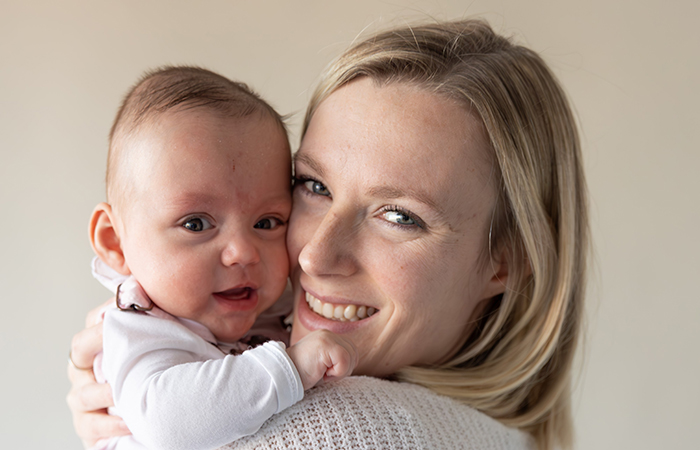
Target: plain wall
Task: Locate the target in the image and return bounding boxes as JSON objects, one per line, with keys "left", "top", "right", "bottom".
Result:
{"left": 1, "top": 1, "right": 697, "bottom": 448}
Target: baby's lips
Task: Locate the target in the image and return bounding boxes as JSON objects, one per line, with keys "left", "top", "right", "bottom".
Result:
{"left": 215, "top": 286, "right": 254, "bottom": 300}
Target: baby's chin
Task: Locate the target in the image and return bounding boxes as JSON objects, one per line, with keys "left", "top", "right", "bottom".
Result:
{"left": 209, "top": 318, "right": 257, "bottom": 344}
{"left": 214, "top": 332, "right": 247, "bottom": 344}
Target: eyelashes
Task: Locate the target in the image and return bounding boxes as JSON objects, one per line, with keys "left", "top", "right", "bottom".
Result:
{"left": 181, "top": 215, "right": 214, "bottom": 232}
{"left": 380, "top": 206, "right": 425, "bottom": 230}
{"left": 293, "top": 175, "right": 426, "bottom": 231}
{"left": 179, "top": 215, "right": 287, "bottom": 233}
{"left": 254, "top": 217, "right": 286, "bottom": 230}
{"left": 293, "top": 176, "right": 331, "bottom": 197}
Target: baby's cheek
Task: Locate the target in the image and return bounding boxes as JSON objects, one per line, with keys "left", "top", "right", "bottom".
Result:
{"left": 271, "top": 240, "right": 291, "bottom": 280}
{"left": 147, "top": 261, "right": 202, "bottom": 312}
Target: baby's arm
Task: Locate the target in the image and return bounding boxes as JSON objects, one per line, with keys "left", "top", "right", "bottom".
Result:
{"left": 103, "top": 310, "right": 303, "bottom": 450}
{"left": 286, "top": 329, "right": 358, "bottom": 390}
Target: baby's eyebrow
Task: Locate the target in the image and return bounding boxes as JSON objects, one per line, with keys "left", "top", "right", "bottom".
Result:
{"left": 164, "top": 192, "right": 218, "bottom": 211}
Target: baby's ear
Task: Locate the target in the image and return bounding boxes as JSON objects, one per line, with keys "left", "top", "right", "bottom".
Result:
{"left": 89, "top": 202, "right": 130, "bottom": 275}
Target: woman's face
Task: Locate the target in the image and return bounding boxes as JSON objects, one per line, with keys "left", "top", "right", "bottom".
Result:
{"left": 288, "top": 78, "right": 507, "bottom": 377}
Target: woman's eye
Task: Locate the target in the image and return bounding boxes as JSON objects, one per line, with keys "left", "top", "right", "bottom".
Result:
{"left": 304, "top": 180, "right": 330, "bottom": 196}
{"left": 384, "top": 210, "right": 416, "bottom": 226}
{"left": 182, "top": 217, "right": 213, "bottom": 232}
{"left": 254, "top": 217, "right": 285, "bottom": 230}
{"left": 381, "top": 207, "right": 425, "bottom": 230}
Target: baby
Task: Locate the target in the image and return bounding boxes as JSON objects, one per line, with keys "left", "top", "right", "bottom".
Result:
{"left": 88, "top": 67, "right": 357, "bottom": 450}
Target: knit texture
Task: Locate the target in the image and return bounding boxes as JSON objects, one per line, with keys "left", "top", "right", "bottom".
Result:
{"left": 219, "top": 376, "right": 534, "bottom": 450}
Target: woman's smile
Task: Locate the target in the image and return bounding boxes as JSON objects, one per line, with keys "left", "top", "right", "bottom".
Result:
{"left": 304, "top": 291, "right": 378, "bottom": 322}
{"left": 295, "top": 286, "right": 378, "bottom": 335}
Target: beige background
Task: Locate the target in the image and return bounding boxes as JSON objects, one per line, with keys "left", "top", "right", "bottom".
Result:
{"left": 1, "top": 1, "right": 698, "bottom": 448}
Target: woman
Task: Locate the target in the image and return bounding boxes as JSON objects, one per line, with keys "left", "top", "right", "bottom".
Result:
{"left": 68, "top": 19, "right": 588, "bottom": 450}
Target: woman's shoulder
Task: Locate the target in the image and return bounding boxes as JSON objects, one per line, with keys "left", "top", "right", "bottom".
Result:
{"left": 221, "top": 376, "right": 535, "bottom": 450}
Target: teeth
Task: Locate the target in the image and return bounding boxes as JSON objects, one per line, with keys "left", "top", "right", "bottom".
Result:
{"left": 322, "top": 303, "right": 334, "bottom": 319}
{"left": 305, "top": 292, "right": 377, "bottom": 322}
{"left": 313, "top": 298, "right": 323, "bottom": 314}
{"left": 343, "top": 305, "right": 356, "bottom": 320}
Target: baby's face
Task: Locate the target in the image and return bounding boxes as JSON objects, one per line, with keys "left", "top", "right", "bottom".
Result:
{"left": 116, "top": 109, "right": 291, "bottom": 342}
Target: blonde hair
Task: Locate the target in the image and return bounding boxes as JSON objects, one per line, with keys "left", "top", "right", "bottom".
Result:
{"left": 107, "top": 66, "right": 286, "bottom": 205}
{"left": 303, "top": 19, "right": 588, "bottom": 450}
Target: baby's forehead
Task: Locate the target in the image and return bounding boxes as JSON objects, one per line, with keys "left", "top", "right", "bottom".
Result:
{"left": 113, "top": 107, "right": 290, "bottom": 198}
{"left": 123, "top": 107, "right": 285, "bottom": 155}
{"left": 127, "top": 106, "right": 256, "bottom": 138}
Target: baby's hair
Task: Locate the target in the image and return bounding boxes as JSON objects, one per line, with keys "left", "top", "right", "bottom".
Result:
{"left": 106, "top": 66, "right": 286, "bottom": 204}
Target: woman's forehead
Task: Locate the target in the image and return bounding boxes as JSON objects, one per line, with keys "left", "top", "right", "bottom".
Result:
{"left": 299, "top": 79, "right": 493, "bottom": 186}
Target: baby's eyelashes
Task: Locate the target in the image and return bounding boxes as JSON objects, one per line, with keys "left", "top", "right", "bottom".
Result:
{"left": 181, "top": 216, "right": 214, "bottom": 232}
{"left": 254, "top": 217, "right": 286, "bottom": 230}
{"left": 176, "top": 213, "right": 287, "bottom": 234}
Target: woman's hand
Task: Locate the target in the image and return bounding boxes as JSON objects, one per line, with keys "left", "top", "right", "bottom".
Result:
{"left": 66, "top": 300, "right": 130, "bottom": 448}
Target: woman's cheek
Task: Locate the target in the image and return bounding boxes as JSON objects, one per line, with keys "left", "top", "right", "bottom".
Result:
{"left": 287, "top": 200, "right": 329, "bottom": 266}
{"left": 372, "top": 237, "right": 438, "bottom": 288}
{"left": 287, "top": 198, "right": 311, "bottom": 256}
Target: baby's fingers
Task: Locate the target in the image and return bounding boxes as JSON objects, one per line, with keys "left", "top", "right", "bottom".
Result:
{"left": 324, "top": 343, "right": 358, "bottom": 379}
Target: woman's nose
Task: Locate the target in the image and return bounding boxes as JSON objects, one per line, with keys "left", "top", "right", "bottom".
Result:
{"left": 221, "top": 234, "right": 260, "bottom": 267}
{"left": 297, "top": 209, "right": 358, "bottom": 277}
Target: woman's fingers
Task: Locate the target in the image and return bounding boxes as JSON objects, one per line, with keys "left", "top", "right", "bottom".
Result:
{"left": 85, "top": 298, "right": 112, "bottom": 328}
{"left": 67, "top": 359, "right": 95, "bottom": 387}
{"left": 67, "top": 298, "right": 120, "bottom": 448}
{"left": 67, "top": 377, "right": 129, "bottom": 448}
{"left": 74, "top": 409, "right": 130, "bottom": 448}
{"left": 69, "top": 322, "right": 104, "bottom": 371}
{"left": 67, "top": 374, "right": 113, "bottom": 411}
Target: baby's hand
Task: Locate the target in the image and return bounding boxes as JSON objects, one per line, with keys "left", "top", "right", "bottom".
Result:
{"left": 286, "top": 329, "right": 358, "bottom": 390}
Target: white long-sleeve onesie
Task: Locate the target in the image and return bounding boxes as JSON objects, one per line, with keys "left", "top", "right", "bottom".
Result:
{"left": 91, "top": 259, "right": 304, "bottom": 450}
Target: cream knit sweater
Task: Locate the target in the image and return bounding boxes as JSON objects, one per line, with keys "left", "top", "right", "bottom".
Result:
{"left": 219, "top": 376, "right": 534, "bottom": 450}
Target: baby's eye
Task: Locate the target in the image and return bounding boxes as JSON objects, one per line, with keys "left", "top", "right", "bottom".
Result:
{"left": 304, "top": 180, "right": 330, "bottom": 197}
{"left": 384, "top": 210, "right": 416, "bottom": 226}
{"left": 182, "top": 217, "right": 213, "bottom": 232}
{"left": 254, "top": 217, "right": 285, "bottom": 230}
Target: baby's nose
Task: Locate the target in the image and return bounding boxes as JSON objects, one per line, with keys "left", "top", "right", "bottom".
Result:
{"left": 221, "top": 236, "right": 260, "bottom": 267}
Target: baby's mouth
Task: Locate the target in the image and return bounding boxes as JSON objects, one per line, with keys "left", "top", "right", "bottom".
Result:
{"left": 215, "top": 287, "right": 254, "bottom": 300}
{"left": 305, "top": 292, "right": 377, "bottom": 322}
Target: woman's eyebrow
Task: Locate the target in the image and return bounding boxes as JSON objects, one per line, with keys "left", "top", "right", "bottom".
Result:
{"left": 293, "top": 152, "right": 325, "bottom": 177}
